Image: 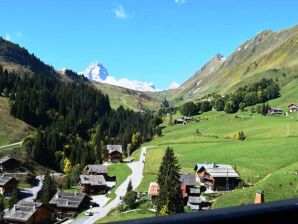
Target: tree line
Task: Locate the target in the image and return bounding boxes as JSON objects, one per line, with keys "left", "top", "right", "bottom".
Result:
{"left": 0, "top": 66, "right": 162, "bottom": 171}
{"left": 179, "top": 78, "right": 280, "bottom": 116}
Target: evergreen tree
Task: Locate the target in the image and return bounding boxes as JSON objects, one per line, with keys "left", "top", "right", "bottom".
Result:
{"left": 9, "top": 188, "right": 19, "bottom": 208}
{"left": 40, "top": 171, "right": 57, "bottom": 204}
{"left": 123, "top": 179, "right": 137, "bottom": 209}
{"left": 157, "top": 147, "right": 184, "bottom": 215}
{"left": 0, "top": 195, "right": 5, "bottom": 212}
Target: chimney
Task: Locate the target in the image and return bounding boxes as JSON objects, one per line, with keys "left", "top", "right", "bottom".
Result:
{"left": 255, "top": 190, "right": 264, "bottom": 204}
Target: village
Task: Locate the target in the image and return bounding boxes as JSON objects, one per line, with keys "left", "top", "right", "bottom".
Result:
{"left": 0, "top": 103, "right": 297, "bottom": 223}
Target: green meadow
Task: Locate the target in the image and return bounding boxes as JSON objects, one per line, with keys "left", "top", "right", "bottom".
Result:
{"left": 136, "top": 109, "right": 298, "bottom": 207}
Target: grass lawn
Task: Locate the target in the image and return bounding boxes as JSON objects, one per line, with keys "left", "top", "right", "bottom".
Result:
{"left": 213, "top": 161, "right": 298, "bottom": 208}
{"left": 136, "top": 109, "right": 298, "bottom": 207}
{"left": 0, "top": 97, "right": 32, "bottom": 146}
{"left": 18, "top": 181, "right": 32, "bottom": 188}
{"left": 65, "top": 186, "right": 79, "bottom": 193}
{"left": 98, "top": 210, "right": 155, "bottom": 223}
{"left": 107, "top": 163, "right": 132, "bottom": 202}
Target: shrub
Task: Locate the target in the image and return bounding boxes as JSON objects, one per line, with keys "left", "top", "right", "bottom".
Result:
{"left": 233, "top": 131, "right": 246, "bottom": 141}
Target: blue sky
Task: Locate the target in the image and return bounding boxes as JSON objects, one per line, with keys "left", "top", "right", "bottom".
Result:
{"left": 1, "top": 0, "right": 298, "bottom": 89}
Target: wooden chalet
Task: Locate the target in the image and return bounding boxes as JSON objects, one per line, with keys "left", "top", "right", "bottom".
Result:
{"left": 0, "top": 175, "right": 19, "bottom": 196}
{"left": 179, "top": 174, "right": 196, "bottom": 194}
{"left": 85, "top": 164, "right": 108, "bottom": 176}
{"left": 288, "top": 104, "right": 298, "bottom": 112}
{"left": 107, "top": 145, "right": 123, "bottom": 163}
{"left": 188, "top": 187, "right": 202, "bottom": 210}
{"left": 78, "top": 174, "right": 108, "bottom": 194}
{"left": 174, "top": 118, "right": 187, "bottom": 125}
{"left": 49, "top": 191, "right": 91, "bottom": 219}
{"left": 0, "top": 155, "right": 20, "bottom": 172}
{"left": 267, "top": 107, "right": 284, "bottom": 115}
{"left": 194, "top": 163, "right": 240, "bottom": 191}
{"left": 148, "top": 182, "right": 159, "bottom": 205}
{"left": 4, "top": 201, "right": 52, "bottom": 224}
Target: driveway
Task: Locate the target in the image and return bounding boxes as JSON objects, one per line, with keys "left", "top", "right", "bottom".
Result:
{"left": 20, "top": 175, "right": 43, "bottom": 202}
{"left": 77, "top": 147, "right": 148, "bottom": 224}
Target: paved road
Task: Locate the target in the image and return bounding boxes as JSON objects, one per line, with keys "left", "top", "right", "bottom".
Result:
{"left": 20, "top": 175, "right": 43, "bottom": 202}
{"left": 0, "top": 141, "right": 22, "bottom": 149}
{"left": 77, "top": 147, "right": 148, "bottom": 224}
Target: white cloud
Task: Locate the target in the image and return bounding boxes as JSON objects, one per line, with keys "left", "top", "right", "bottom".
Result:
{"left": 168, "top": 81, "right": 180, "bottom": 90}
{"left": 4, "top": 33, "right": 11, "bottom": 41}
{"left": 113, "top": 5, "right": 130, "bottom": 19}
{"left": 174, "top": 0, "right": 186, "bottom": 4}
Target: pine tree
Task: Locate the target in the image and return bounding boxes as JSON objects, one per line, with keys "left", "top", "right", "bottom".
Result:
{"left": 157, "top": 147, "right": 184, "bottom": 215}
{"left": 40, "top": 171, "right": 57, "bottom": 204}
{"left": 9, "top": 188, "right": 18, "bottom": 208}
{"left": 127, "top": 179, "right": 133, "bottom": 192}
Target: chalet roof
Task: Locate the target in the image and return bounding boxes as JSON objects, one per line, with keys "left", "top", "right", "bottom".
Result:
{"left": 107, "top": 145, "right": 123, "bottom": 154}
{"left": 179, "top": 174, "right": 196, "bottom": 186}
{"left": 189, "top": 187, "right": 201, "bottom": 194}
{"left": 288, "top": 104, "right": 297, "bottom": 108}
{"left": 4, "top": 201, "right": 43, "bottom": 222}
{"left": 270, "top": 107, "right": 283, "bottom": 111}
{"left": 188, "top": 196, "right": 202, "bottom": 204}
{"left": 195, "top": 163, "right": 240, "bottom": 178}
{"left": 49, "top": 191, "right": 88, "bottom": 209}
{"left": 86, "top": 164, "right": 107, "bottom": 174}
{"left": 0, "top": 155, "right": 17, "bottom": 164}
{"left": 0, "top": 175, "right": 18, "bottom": 187}
{"left": 79, "top": 175, "right": 106, "bottom": 186}
{"left": 148, "top": 182, "right": 159, "bottom": 196}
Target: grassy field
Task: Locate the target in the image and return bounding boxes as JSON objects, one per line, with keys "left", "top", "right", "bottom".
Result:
{"left": 213, "top": 161, "right": 298, "bottom": 208}
{"left": 92, "top": 82, "right": 160, "bottom": 111}
{"left": 107, "top": 163, "right": 132, "bottom": 202}
{"left": 0, "top": 97, "right": 32, "bottom": 146}
{"left": 136, "top": 106, "right": 298, "bottom": 207}
{"left": 98, "top": 209, "right": 154, "bottom": 223}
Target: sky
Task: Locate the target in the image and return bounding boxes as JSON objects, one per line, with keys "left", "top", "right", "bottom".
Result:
{"left": 1, "top": 0, "right": 298, "bottom": 89}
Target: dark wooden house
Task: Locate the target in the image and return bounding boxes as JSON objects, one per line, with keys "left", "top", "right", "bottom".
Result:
{"left": 49, "top": 191, "right": 91, "bottom": 219}
{"left": 288, "top": 104, "right": 298, "bottom": 112}
{"left": 0, "top": 155, "right": 20, "bottom": 172}
{"left": 194, "top": 163, "right": 240, "bottom": 191}
{"left": 0, "top": 175, "right": 19, "bottom": 196}
{"left": 107, "top": 145, "right": 123, "bottom": 163}
{"left": 3, "top": 201, "right": 52, "bottom": 224}
{"left": 78, "top": 174, "right": 108, "bottom": 194}
{"left": 268, "top": 107, "right": 284, "bottom": 115}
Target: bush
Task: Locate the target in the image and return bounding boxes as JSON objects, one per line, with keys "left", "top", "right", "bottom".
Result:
{"left": 233, "top": 131, "right": 246, "bottom": 141}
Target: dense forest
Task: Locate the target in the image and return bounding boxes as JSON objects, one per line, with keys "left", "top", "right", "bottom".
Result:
{"left": 0, "top": 66, "right": 162, "bottom": 171}
{"left": 179, "top": 78, "right": 280, "bottom": 116}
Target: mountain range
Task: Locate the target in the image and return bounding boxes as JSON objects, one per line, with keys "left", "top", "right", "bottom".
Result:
{"left": 81, "top": 62, "right": 158, "bottom": 92}
{"left": 1, "top": 24, "right": 298, "bottom": 110}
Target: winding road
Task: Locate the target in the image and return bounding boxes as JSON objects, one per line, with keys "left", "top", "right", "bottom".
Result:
{"left": 77, "top": 147, "right": 147, "bottom": 224}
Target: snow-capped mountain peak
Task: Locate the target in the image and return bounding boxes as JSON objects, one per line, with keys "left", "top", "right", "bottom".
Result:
{"left": 81, "top": 62, "right": 157, "bottom": 92}
{"left": 82, "top": 61, "right": 109, "bottom": 81}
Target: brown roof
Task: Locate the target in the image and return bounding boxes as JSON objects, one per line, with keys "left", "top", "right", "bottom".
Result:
{"left": 148, "top": 182, "right": 159, "bottom": 196}
{"left": 4, "top": 201, "right": 45, "bottom": 222}
{"left": 49, "top": 191, "right": 89, "bottom": 209}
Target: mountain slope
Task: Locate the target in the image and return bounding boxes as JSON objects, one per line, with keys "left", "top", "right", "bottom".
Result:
{"left": 92, "top": 81, "right": 161, "bottom": 111}
{"left": 151, "top": 24, "right": 298, "bottom": 104}
{"left": 0, "top": 39, "right": 161, "bottom": 111}
{"left": 0, "top": 97, "right": 32, "bottom": 146}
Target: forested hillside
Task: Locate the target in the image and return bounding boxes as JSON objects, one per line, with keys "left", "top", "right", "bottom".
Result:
{"left": 0, "top": 66, "right": 162, "bottom": 171}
